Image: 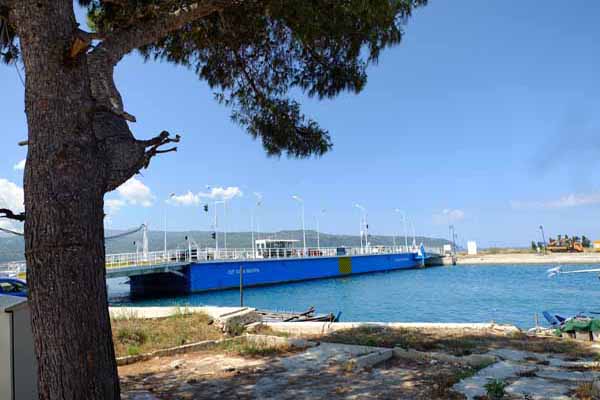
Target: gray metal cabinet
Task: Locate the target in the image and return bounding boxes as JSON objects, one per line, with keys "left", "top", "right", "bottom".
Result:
{"left": 0, "top": 296, "right": 37, "bottom": 400}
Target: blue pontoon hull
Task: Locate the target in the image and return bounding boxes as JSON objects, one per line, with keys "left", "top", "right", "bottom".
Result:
{"left": 130, "top": 252, "right": 421, "bottom": 296}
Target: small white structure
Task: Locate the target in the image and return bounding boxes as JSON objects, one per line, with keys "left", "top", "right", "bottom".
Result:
{"left": 467, "top": 241, "right": 478, "bottom": 255}
{"left": 442, "top": 244, "right": 452, "bottom": 256}
{"left": 255, "top": 239, "right": 299, "bottom": 258}
{"left": 0, "top": 296, "right": 37, "bottom": 400}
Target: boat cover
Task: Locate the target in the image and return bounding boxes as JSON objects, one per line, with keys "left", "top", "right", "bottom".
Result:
{"left": 559, "top": 318, "right": 600, "bottom": 333}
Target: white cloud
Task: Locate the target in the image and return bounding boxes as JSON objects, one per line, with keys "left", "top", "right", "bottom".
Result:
{"left": 511, "top": 193, "right": 600, "bottom": 210}
{"left": 200, "top": 186, "right": 243, "bottom": 201}
{"left": 105, "top": 199, "right": 126, "bottom": 215}
{"left": 104, "top": 177, "right": 153, "bottom": 222}
{"left": 0, "top": 178, "right": 24, "bottom": 232}
{"left": 170, "top": 191, "right": 201, "bottom": 206}
{"left": 433, "top": 208, "right": 465, "bottom": 224}
{"left": 117, "top": 177, "right": 154, "bottom": 207}
{"left": 13, "top": 159, "right": 26, "bottom": 171}
{"left": 169, "top": 186, "right": 243, "bottom": 206}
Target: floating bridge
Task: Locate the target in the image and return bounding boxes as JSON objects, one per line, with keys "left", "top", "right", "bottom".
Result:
{"left": 0, "top": 244, "right": 444, "bottom": 296}
{"left": 0, "top": 223, "right": 444, "bottom": 296}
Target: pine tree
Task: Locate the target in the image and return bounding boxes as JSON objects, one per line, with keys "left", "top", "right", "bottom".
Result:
{"left": 0, "top": 1, "right": 427, "bottom": 398}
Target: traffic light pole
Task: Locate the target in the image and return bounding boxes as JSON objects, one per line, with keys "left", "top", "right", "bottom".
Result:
{"left": 214, "top": 201, "right": 218, "bottom": 256}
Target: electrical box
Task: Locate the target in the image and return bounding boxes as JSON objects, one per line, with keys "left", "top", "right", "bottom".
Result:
{"left": 0, "top": 296, "right": 37, "bottom": 400}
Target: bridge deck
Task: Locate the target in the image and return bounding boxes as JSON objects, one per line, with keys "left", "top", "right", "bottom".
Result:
{"left": 106, "top": 262, "right": 189, "bottom": 279}
{"left": 1, "top": 245, "right": 443, "bottom": 279}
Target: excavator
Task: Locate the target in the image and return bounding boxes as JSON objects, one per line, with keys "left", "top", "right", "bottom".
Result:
{"left": 547, "top": 235, "right": 584, "bottom": 253}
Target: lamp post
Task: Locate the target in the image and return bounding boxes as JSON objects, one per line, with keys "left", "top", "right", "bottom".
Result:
{"left": 250, "top": 208, "right": 255, "bottom": 258}
{"left": 539, "top": 225, "right": 547, "bottom": 255}
{"left": 164, "top": 193, "right": 175, "bottom": 256}
{"left": 133, "top": 241, "right": 140, "bottom": 264}
{"left": 355, "top": 204, "right": 367, "bottom": 253}
{"left": 316, "top": 209, "right": 325, "bottom": 252}
{"left": 394, "top": 209, "right": 408, "bottom": 252}
{"left": 213, "top": 199, "right": 225, "bottom": 256}
{"left": 449, "top": 224, "right": 456, "bottom": 256}
{"left": 223, "top": 199, "right": 228, "bottom": 251}
{"left": 292, "top": 195, "right": 306, "bottom": 255}
{"left": 254, "top": 192, "right": 262, "bottom": 241}
{"left": 251, "top": 193, "right": 262, "bottom": 258}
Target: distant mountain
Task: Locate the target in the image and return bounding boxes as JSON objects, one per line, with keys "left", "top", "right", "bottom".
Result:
{"left": 0, "top": 229, "right": 450, "bottom": 263}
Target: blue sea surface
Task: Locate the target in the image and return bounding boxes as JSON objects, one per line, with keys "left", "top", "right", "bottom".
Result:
{"left": 108, "top": 264, "right": 600, "bottom": 328}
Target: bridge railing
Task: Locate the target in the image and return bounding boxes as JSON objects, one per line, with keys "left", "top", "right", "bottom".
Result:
{"left": 0, "top": 261, "right": 27, "bottom": 277}
{"left": 104, "top": 244, "right": 443, "bottom": 269}
{"left": 3, "top": 245, "right": 444, "bottom": 273}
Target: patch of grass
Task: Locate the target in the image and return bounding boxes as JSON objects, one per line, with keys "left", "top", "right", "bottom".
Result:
{"left": 454, "top": 367, "right": 480, "bottom": 381}
{"left": 428, "top": 367, "right": 480, "bottom": 399}
{"left": 251, "top": 325, "right": 290, "bottom": 338}
{"left": 127, "top": 345, "right": 141, "bottom": 356}
{"left": 111, "top": 312, "right": 223, "bottom": 358}
{"left": 321, "top": 326, "right": 595, "bottom": 358}
{"left": 227, "top": 322, "right": 246, "bottom": 337}
{"left": 484, "top": 379, "right": 508, "bottom": 399}
{"left": 216, "top": 338, "right": 290, "bottom": 358}
{"left": 573, "top": 381, "right": 594, "bottom": 400}
{"left": 116, "top": 326, "right": 148, "bottom": 346}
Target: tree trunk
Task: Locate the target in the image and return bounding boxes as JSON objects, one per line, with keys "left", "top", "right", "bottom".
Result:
{"left": 12, "top": 1, "right": 120, "bottom": 399}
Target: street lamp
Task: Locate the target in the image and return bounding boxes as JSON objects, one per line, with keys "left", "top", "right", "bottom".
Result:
{"left": 292, "top": 195, "right": 306, "bottom": 255}
{"left": 355, "top": 204, "right": 367, "bottom": 253}
{"left": 223, "top": 199, "right": 228, "bottom": 251}
{"left": 207, "top": 185, "right": 230, "bottom": 252}
{"left": 315, "top": 209, "right": 326, "bottom": 252}
{"left": 164, "top": 193, "right": 175, "bottom": 255}
{"left": 394, "top": 208, "right": 408, "bottom": 252}
{"left": 449, "top": 224, "right": 456, "bottom": 256}
{"left": 213, "top": 199, "right": 225, "bottom": 255}
{"left": 410, "top": 220, "right": 417, "bottom": 250}
{"left": 251, "top": 193, "right": 263, "bottom": 258}
{"left": 539, "top": 225, "right": 547, "bottom": 255}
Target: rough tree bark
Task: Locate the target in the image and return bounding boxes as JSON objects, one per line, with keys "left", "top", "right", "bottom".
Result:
{"left": 11, "top": 1, "right": 121, "bottom": 398}
{"left": 7, "top": 1, "right": 225, "bottom": 398}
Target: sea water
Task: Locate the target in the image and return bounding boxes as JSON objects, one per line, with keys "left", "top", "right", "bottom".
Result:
{"left": 108, "top": 264, "right": 600, "bottom": 328}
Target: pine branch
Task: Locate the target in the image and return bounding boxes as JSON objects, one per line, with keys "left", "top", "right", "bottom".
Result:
{"left": 92, "top": 1, "right": 237, "bottom": 65}
{"left": 140, "top": 130, "right": 181, "bottom": 168}
{"left": 0, "top": 208, "right": 25, "bottom": 222}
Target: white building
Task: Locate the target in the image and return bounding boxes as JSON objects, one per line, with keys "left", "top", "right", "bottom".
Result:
{"left": 467, "top": 241, "right": 477, "bottom": 255}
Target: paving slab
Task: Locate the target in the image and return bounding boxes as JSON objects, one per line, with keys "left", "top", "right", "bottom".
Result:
{"left": 505, "top": 377, "right": 572, "bottom": 400}
{"left": 453, "top": 361, "right": 536, "bottom": 400}
{"left": 535, "top": 365, "right": 600, "bottom": 382}
{"left": 279, "top": 343, "right": 384, "bottom": 372}
{"left": 488, "top": 348, "right": 548, "bottom": 362}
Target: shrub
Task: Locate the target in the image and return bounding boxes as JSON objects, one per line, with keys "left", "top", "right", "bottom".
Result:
{"left": 116, "top": 327, "right": 148, "bottom": 346}
{"left": 127, "top": 345, "right": 141, "bottom": 356}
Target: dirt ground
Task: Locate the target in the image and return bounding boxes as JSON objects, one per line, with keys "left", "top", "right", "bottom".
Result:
{"left": 119, "top": 348, "right": 465, "bottom": 400}
{"left": 119, "top": 326, "right": 600, "bottom": 400}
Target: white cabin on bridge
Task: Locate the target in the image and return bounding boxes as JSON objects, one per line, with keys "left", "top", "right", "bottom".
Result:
{"left": 255, "top": 239, "right": 299, "bottom": 258}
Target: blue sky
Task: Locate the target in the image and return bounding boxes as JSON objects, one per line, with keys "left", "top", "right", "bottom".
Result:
{"left": 2, "top": 1, "right": 600, "bottom": 247}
